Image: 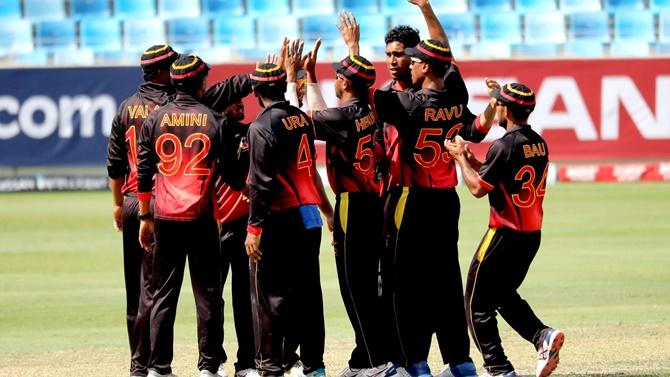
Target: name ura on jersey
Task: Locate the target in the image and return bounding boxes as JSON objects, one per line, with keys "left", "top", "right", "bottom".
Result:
{"left": 282, "top": 114, "right": 309, "bottom": 130}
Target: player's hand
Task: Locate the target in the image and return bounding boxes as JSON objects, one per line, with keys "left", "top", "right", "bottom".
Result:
{"left": 285, "top": 38, "right": 305, "bottom": 82}
{"left": 445, "top": 135, "right": 466, "bottom": 159}
{"left": 303, "top": 38, "right": 322, "bottom": 75}
{"left": 325, "top": 214, "right": 334, "bottom": 232}
{"left": 112, "top": 204, "right": 122, "bottom": 231}
{"left": 138, "top": 219, "right": 154, "bottom": 253}
{"left": 408, "top": 0, "right": 430, "bottom": 9}
{"left": 485, "top": 78, "right": 500, "bottom": 97}
{"left": 336, "top": 11, "right": 360, "bottom": 55}
{"left": 245, "top": 232, "right": 262, "bottom": 261}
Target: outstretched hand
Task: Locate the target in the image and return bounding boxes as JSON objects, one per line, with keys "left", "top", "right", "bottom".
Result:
{"left": 336, "top": 11, "right": 360, "bottom": 55}
{"left": 486, "top": 78, "right": 501, "bottom": 96}
{"left": 285, "top": 39, "right": 306, "bottom": 81}
{"left": 408, "top": 0, "right": 430, "bottom": 7}
{"left": 303, "top": 38, "right": 322, "bottom": 74}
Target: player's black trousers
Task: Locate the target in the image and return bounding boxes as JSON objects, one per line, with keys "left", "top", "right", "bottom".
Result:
{"left": 334, "top": 192, "right": 389, "bottom": 368}
{"left": 122, "top": 195, "right": 154, "bottom": 376}
{"left": 249, "top": 208, "right": 325, "bottom": 377}
{"left": 149, "top": 218, "right": 223, "bottom": 375}
{"left": 220, "top": 216, "right": 256, "bottom": 372}
{"left": 465, "top": 228, "right": 548, "bottom": 374}
{"left": 383, "top": 187, "right": 472, "bottom": 366}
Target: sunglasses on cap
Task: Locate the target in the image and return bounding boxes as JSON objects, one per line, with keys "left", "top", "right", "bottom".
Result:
{"left": 410, "top": 57, "right": 423, "bottom": 64}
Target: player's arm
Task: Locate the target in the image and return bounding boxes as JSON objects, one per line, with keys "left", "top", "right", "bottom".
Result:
{"left": 370, "top": 88, "right": 413, "bottom": 127}
{"left": 285, "top": 38, "right": 305, "bottom": 107}
{"left": 458, "top": 79, "right": 500, "bottom": 143}
{"left": 106, "top": 110, "right": 128, "bottom": 231}
{"left": 303, "top": 39, "right": 328, "bottom": 111}
{"left": 446, "top": 137, "right": 488, "bottom": 197}
{"left": 136, "top": 115, "right": 159, "bottom": 252}
{"left": 337, "top": 11, "right": 360, "bottom": 56}
{"left": 245, "top": 122, "right": 278, "bottom": 260}
{"left": 410, "top": 0, "right": 449, "bottom": 47}
{"left": 201, "top": 74, "right": 253, "bottom": 112}
{"left": 314, "top": 170, "right": 334, "bottom": 232}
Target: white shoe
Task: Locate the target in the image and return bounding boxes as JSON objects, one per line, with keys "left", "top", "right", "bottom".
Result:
{"left": 536, "top": 328, "right": 565, "bottom": 377}
{"left": 217, "top": 364, "right": 228, "bottom": 377}
{"left": 201, "top": 370, "right": 219, "bottom": 377}
{"left": 479, "top": 372, "right": 517, "bottom": 377}
{"left": 235, "top": 369, "right": 258, "bottom": 377}
{"left": 148, "top": 371, "right": 178, "bottom": 377}
{"left": 339, "top": 367, "right": 363, "bottom": 377}
{"left": 288, "top": 361, "right": 305, "bottom": 377}
{"left": 363, "top": 362, "right": 402, "bottom": 377}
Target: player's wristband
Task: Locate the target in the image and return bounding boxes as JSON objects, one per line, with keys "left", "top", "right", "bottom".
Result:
{"left": 138, "top": 212, "right": 153, "bottom": 221}
{"left": 247, "top": 224, "right": 262, "bottom": 236}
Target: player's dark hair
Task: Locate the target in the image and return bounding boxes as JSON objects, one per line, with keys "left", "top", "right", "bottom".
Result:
{"left": 509, "top": 107, "right": 531, "bottom": 122}
{"left": 384, "top": 25, "right": 420, "bottom": 48}
{"left": 350, "top": 81, "right": 371, "bottom": 102}
{"left": 428, "top": 62, "right": 448, "bottom": 78}
{"left": 254, "top": 81, "right": 288, "bottom": 102}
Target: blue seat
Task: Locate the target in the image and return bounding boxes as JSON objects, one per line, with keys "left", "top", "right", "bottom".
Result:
{"left": 302, "top": 15, "right": 340, "bottom": 47}
{"left": 168, "top": 17, "right": 212, "bottom": 52}
{"left": 559, "top": 0, "right": 601, "bottom": 13}
{"left": 655, "top": 42, "right": 670, "bottom": 54}
{"left": 0, "top": 20, "right": 33, "bottom": 56}
{"left": 248, "top": 0, "right": 289, "bottom": 16}
{"left": 382, "top": 0, "right": 467, "bottom": 14}
{"left": 0, "top": 0, "right": 21, "bottom": 19}
{"left": 70, "top": 0, "right": 111, "bottom": 19}
{"left": 115, "top": 0, "right": 156, "bottom": 18}
{"left": 513, "top": 43, "right": 559, "bottom": 57}
{"left": 236, "top": 47, "right": 271, "bottom": 61}
{"left": 53, "top": 48, "right": 95, "bottom": 65}
{"left": 605, "top": 0, "right": 645, "bottom": 10}
{"left": 213, "top": 17, "right": 255, "bottom": 46}
{"left": 469, "top": 42, "right": 512, "bottom": 58}
{"left": 95, "top": 50, "right": 132, "bottom": 64}
{"left": 35, "top": 20, "right": 76, "bottom": 50}
{"left": 24, "top": 0, "right": 66, "bottom": 20}
{"left": 439, "top": 13, "right": 477, "bottom": 45}
{"left": 159, "top": 0, "right": 201, "bottom": 18}
{"left": 524, "top": 12, "right": 566, "bottom": 44}
{"left": 651, "top": 0, "right": 670, "bottom": 10}
{"left": 337, "top": 0, "right": 379, "bottom": 14}
{"left": 357, "top": 15, "right": 388, "bottom": 47}
{"left": 610, "top": 41, "right": 651, "bottom": 56}
{"left": 568, "top": 12, "right": 610, "bottom": 42}
{"left": 202, "top": 0, "right": 245, "bottom": 16}
{"left": 563, "top": 41, "right": 605, "bottom": 56}
{"left": 257, "top": 16, "right": 299, "bottom": 49}
{"left": 389, "top": 15, "right": 429, "bottom": 40}
{"left": 516, "top": 0, "right": 557, "bottom": 12}
{"left": 293, "top": 0, "right": 335, "bottom": 15}
{"left": 614, "top": 10, "right": 655, "bottom": 42}
{"left": 80, "top": 19, "right": 122, "bottom": 52}
{"left": 660, "top": 11, "right": 670, "bottom": 42}
{"left": 14, "top": 50, "right": 50, "bottom": 65}
{"left": 198, "top": 46, "right": 233, "bottom": 63}
{"left": 124, "top": 19, "right": 167, "bottom": 53}
{"left": 480, "top": 12, "right": 522, "bottom": 43}
{"left": 471, "top": 0, "right": 512, "bottom": 12}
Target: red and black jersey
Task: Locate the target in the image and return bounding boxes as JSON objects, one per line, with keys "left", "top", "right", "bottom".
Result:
{"left": 214, "top": 120, "right": 250, "bottom": 224}
{"left": 478, "top": 124, "right": 549, "bottom": 232}
{"left": 311, "top": 99, "right": 382, "bottom": 194}
{"left": 247, "top": 101, "right": 321, "bottom": 229}
{"left": 372, "top": 84, "right": 488, "bottom": 189}
{"left": 107, "top": 82, "right": 174, "bottom": 194}
{"left": 136, "top": 94, "right": 229, "bottom": 221}
{"left": 378, "top": 63, "right": 471, "bottom": 190}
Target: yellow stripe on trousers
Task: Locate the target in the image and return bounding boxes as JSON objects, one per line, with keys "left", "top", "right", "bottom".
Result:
{"left": 469, "top": 227, "right": 497, "bottom": 353}
{"left": 339, "top": 192, "right": 349, "bottom": 234}
{"left": 394, "top": 187, "right": 410, "bottom": 230}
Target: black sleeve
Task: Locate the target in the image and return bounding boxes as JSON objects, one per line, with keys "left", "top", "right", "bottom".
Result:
{"left": 444, "top": 64, "right": 469, "bottom": 105}
{"left": 219, "top": 120, "right": 249, "bottom": 191}
{"left": 247, "top": 121, "right": 278, "bottom": 228}
{"left": 201, "top": 74, "right": 253, "bottom": 112}
{"left": 106, "top": 105, "right": 128, "bottom": 180}
{"left": 372, "top": 89, "right": 415, "bottom": 128}
{"left": 479, "top": 139, "right": 508, "bottom": 189}
{"left": 136, "top": 112, "right": 159, "bottom": 194}
{"left": 311, "top": 108, "right": 347, "bottom": 145}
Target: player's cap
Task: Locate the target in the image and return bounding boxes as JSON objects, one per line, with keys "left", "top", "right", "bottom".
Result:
{"left": 406, "top": 39, "right": 453, "bottom": 67}
{"left": 492, "top": 83, "right": 536, "bottom": 113}
{"left": 170, "top": 55, "right": 210, "bottom": 89}
{"left": 140, "top": 44, "right": 178, "bottom": 72}
{"left": 250, "top": 63, "right": 287, "bottom": 89}
{"left": 331, "top": 54, "right": 376, "bottom": 86}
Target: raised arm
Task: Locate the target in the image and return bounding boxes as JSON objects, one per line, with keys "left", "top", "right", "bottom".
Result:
{"left": 285, "top": 39, "right": 305, "bottom": 107}
{"left": 337, "top": 11, "right": 360, "bottom": 56}
{"left": 303, "top": 39, "right": 327, "bottom": 111}
{"left": 409, "top": 0, "right": 449, "bottom": 48}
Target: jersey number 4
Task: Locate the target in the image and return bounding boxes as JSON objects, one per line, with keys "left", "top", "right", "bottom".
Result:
{"left": 155, "top": 133, "right": 212, "bottom": 176}
{"left": 297, "top": 133, "right": 313, "bottom": 176}
{"left": 512, "top": 164, "right": 548, "bottom": 208}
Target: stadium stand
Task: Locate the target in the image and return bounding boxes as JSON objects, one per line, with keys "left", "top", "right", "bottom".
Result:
{"left": 0, "top": 0, "right": 667, "bottom": 65}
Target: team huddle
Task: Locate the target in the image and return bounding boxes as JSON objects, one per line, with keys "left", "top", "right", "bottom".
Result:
{"left": 106, "top": 1, "right": 564, "bottom": 377}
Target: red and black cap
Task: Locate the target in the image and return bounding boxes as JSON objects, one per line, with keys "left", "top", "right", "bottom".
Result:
{"left": 492, "top": 83, "right": 536, "bottom": 113}
{"left": 406, "top": 39, "right": 453, "bottom": 67}
{"left": 331, "top": 54, "right": 376, "bottom": 86}
{"left": 250, "top": 63, "right": 287, "bottom": 89}
{"left": 140, "top": 44, "right": 178, "bottom": 72}
{"left": 170, "top": 55, "right": 210, "bottom": 88}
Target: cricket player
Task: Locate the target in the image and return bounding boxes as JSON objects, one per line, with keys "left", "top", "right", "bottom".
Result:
{"left": 106, "top": 44, "right": 178, "bottom": 377}
{"left": 136, "top": 55, "right": 242, "bottom": 377}
{"left": 370, "top": 39, "right": 497, "bottom": 377}
{"left": 244, "top": 62, "right": 332, "bottom": 377}
{"left": 446, "top": 83, "right": 564, "bottom": 377}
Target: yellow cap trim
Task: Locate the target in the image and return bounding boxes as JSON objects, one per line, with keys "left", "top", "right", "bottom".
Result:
{"left": 506, "top": 83, "right": 534, "bottom": 96}
{"left": 144, "top": 44, "right": 169, "bottom": 54}
{"left": 349, "top": 54, "right": 374, "bottom": 70}
{"left": 255, "top": 64, "right": 282, "bottom": 73}
{"left": 424, "top": 40, "right": 450, "bottom": 52}
{"left": 173, "top": 56, "right": 201, "bottom": 70}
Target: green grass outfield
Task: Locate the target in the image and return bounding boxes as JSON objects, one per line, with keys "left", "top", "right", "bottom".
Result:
{"left": 0, "top": 183, "right": 669, "bottom": 376}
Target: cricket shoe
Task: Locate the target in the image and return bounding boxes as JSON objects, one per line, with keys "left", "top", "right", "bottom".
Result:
{"left": 479, "top": 371, "right": 517, "bottom": 377}
{"left": 217, "top": 365, "right": 228, "bottom": 377}
{"left": 148, "top": 371, "right": 177, "bottom": 377}
{"left": 363, "top": 362, "right": 407, "bottom": 377}
{"left": 201, "top": 370, "right": 219, "bottom": 377}
{"left": 405, "top": 361, "right": 431, "bottom": 377}
{"left": 235, "top": 369, "right": 259, "bottom": 377}
{"left": 304, "top": 368, "right": 326, "bottom": 377}
{"left": 339, "top": 367, "right": 364, "bottom": 377}
{"left": 287, "top": 361, "right": 305, "bottom": 377}
{"left": 434, "top": 361, "right": 477, "bottom": 377}
{"left": 536, "top": 328, "right": 565, "bottom": 377}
